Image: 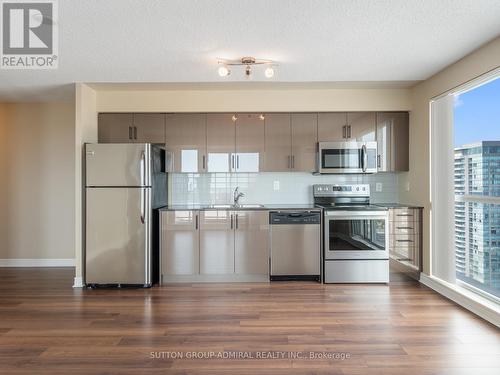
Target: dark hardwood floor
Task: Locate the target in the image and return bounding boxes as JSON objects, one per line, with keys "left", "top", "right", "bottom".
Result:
{"left": 0, "top": 268, "right": 499, "bottom": 374}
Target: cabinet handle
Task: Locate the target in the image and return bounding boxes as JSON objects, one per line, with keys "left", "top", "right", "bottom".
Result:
{"left": 342, "top": 125, "right": 346, "bottom": 138}
{"left": 202, "top": 155, "right": 206, "bottom": 170}
{"left": 396, "top": 226, "right": 413, "bottom": 230}
{"left": 133, "top": 126, "right": 137, "bottom": 140}
{"left": 292, "top": 155, "right": 295, "bottom": 169}
{"left": 235, "top": 214, "right": 239, "bottom": 229}
{"left": 287, "top": 155, "right": 291, "bottom": 169}
{"left": 396, "top": 214, "right": 413, "bottom": 217}
{"left": 347, "top": 125, "right": 351, "bottom": 138}
{"left": 195, "top": 214, "right": 198, "bottom": 230}
{"left": 128, "top": 126, "right": 132, "bottom": 140}
{"left": 377, "top": 154, "right": 381, "bottom": 168}
{"left": 230, "top": 214, "right": 234, "bottom": 229}
{"left": 231, "top": 155, "right": 235, "bottom": 170}
{"left": 396, "top": 239, "right": 414, "bottom": 243}
{"left": 237, "top": 155, "right": 240, "bottom": 170}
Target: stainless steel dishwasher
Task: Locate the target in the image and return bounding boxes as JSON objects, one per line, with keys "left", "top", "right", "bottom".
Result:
{"left": 269, "top": 211, "right": 321, "bottom": 281}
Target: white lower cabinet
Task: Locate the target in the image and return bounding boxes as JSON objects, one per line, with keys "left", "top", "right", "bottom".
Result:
{"left": 161, "top": 210, "right": 269, "bottom": 283}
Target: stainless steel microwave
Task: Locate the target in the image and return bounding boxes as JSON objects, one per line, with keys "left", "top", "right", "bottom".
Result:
{"left": 318, "top": 141, "right": 377, "bottom": 174}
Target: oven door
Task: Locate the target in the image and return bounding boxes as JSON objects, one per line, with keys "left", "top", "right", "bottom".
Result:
{"left": 324, "top": 210, "right": 388, "bottom": 260}
{"left": 318, "top": 142, "right": 377, "bottom": 174}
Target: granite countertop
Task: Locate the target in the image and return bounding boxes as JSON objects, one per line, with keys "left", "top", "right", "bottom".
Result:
{"left": 374, "top": 203, "right": 424, "bottom": 209}
{"left": 159, "top": 204, "right": 320, "bottom": 211}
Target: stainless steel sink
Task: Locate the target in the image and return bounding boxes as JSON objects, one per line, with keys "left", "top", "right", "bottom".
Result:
{"left": 207, "top": 204, "right": 265, "bottom": 209}
{"left": 207, "top": 204, "right": 233, "bottom": 209}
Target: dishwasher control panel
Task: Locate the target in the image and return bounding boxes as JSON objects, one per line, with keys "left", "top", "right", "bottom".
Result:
{"left": 269, "top": 211, "right": 321, "bottom": 225}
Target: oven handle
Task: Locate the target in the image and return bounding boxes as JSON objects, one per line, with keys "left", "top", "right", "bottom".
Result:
{"left": 324, "top": 211, "right": 388, "bottom": 218}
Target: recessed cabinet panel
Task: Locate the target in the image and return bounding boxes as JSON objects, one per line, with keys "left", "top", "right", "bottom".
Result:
{"left": 98, "top": 113, "right": 134, "bottom": 143}
{"left": 235, "top": 114, "right": 265, "bottom": 172}
{"left": 199, "top": 210, "right": 235, "bottom": 274}
{"left": 318, "top": 113, "right": 347, "bottom": 141}
{"left": 206, "top": 114, "right": 236, "bottom": 172}
{"left": 161, "top": 210, "right": 199, "bottom": 276}
{"left": 165, "top": 113, "right": 207, "bottom": 172}
{"left": 133, "top": 113, "right": 165, "bottom": 143}
{"left": 291, "top": 113, "right": 318, "bottom": 172}
{"left": 263, "top": 113, "right": 292, "bottom": 172}
{"left": 347, "top": 112, "right": 376, "bottom": 141}
{"left": 234, "top": 211, "right": 269, "bottom": 275}
{"left": 376, "top": 112, "right": 409, "bottom": 172}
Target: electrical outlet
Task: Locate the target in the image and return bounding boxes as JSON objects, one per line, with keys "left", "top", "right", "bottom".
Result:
{"left": 375, "top": 182, "right": 383, "bottom": 192}
{"left": 273, "top": 181, "right": 280, "bottom": 191}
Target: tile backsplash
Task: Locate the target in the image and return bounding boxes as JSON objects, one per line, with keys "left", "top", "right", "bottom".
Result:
{"left": 170, "top": 172, "right": 400, "bottom": 205}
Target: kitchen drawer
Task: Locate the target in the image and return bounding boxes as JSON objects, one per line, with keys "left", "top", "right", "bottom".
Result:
{"left": 389, "top": 234, "right": 419, "bottom": 250}
{"left": 390, "top": 222, "right": 418, "bottom": 235}
{"left": 391, "top": 246, "right": 417, "bottom": 263}
{"left": 389, "top": 208, "right": 420, "bottom": 222}
{"left": 324, "top": 260, "right": 389, "bottom": 283}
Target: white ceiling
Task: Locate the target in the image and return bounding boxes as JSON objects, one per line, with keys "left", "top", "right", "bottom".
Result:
{"left": 1, "top": 0, "right": 500, "bottom": 101}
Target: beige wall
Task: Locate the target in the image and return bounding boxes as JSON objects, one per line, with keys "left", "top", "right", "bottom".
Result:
{"left": 96, "top": 87, "right": 412, "bottom": 112}
{"left": 0, "top": 104, "right": 7, "bottom": 257}
{"left": 0, "top": 102, "right": 75, "bottom": 260}
{"left": 403, "top": 36, "right": 500, "bottom": 275}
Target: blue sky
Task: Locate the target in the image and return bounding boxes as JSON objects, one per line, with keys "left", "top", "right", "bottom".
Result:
{"left": 454, "top": 76, "right": 500, "bottom": 147}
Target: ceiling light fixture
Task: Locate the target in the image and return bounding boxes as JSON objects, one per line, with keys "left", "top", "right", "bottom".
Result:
{"left": 217, "top": 57, "right": 277, "bottom": 79}
{"left": 264, "top": 66, "right": 274, "bottom": 78}
{"left": 231, "top": 115, "right": 238, "bottom": 122}
{"left": 259, "top": 114, "right": 265, "bottom": 121}
{"left": 218, "top": 65, "right": 230, "bottom": 77}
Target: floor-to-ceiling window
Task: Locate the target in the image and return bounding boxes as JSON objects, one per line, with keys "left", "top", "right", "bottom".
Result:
{"left": 431, "top": 72, "right": 500, "bottom": 305}
{"left": 453, "top": 77, "right": 500, "bottom": 299}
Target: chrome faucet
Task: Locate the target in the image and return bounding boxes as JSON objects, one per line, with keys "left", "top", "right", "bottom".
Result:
{"left": 233, "top": 186, "right": 245, "bottom": 206}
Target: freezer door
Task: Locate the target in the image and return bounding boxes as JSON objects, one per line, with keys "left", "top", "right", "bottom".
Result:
{"left": 85, "top": 143, "right": 151, "bottom": 187}
{"left": 85, "top": 187, "right": 151, "bottom": 285}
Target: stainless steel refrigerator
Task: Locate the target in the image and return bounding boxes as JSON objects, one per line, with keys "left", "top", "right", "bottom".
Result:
{"left": 85, "top": 143, "right": 167, "bottom": 287}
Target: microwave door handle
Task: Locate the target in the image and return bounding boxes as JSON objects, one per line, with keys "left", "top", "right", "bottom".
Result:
{"left": 361, "top": 144, "right": 367, "bottom": 172}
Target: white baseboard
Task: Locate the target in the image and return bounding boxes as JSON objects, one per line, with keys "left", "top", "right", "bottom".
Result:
{"left": 73, "top": 277, "right": 84, "bottom": 288}
{"left": 420, "top": 273, "right": 500, "bottom": 328}
{"left": 0, "top": 258, "right": 75, "bottom": 267}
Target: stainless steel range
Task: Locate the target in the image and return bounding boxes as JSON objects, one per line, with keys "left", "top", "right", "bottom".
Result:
{"left": 314, "top": 184, "right": 389, "bottom": 283}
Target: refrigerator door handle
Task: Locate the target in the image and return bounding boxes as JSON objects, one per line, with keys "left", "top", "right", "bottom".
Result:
{"left": 140, "top": 188, "right": 145, "bottom": 224}
{"left": 144, "top": 188, "right": 151, "bottom": 284}
{"left": 140, "top": 151, "right": 146, "bottom": 186}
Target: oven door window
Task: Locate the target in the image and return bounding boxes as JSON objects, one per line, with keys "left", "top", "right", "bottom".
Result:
{"left": 329, "top": 219, "right": 386, "bottom": 251}
{"left": 321, "top": 149, "right": 361, "bottom": 169}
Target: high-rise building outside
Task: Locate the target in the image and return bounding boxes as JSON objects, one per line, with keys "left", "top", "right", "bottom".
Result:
{"left": 454, "top": 141, "right": 500, "bottom": 298}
